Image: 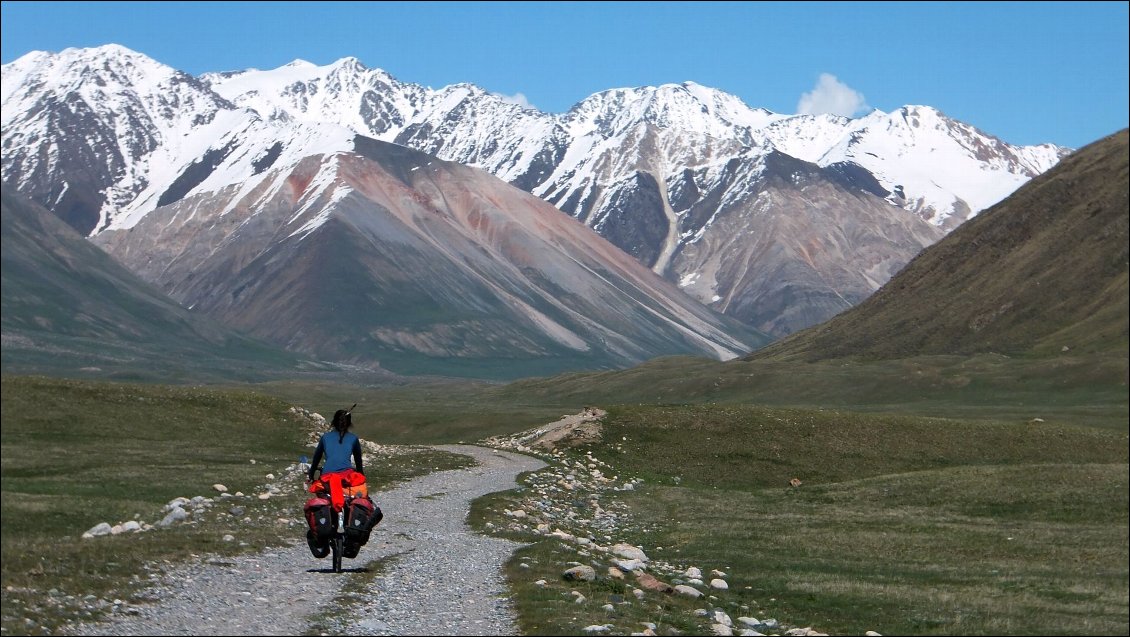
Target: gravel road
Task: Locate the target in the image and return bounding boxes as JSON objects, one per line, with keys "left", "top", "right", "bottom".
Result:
{"left": 69, "top": 445, "right": 546, "bottom": 636}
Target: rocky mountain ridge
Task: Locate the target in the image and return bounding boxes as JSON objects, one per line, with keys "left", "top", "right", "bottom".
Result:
{"left": 2, "top": 45, "right": 1070, "bottom": 340}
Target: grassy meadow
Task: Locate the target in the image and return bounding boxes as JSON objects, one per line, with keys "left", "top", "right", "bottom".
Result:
{"left": 0, "top": 375, "right": 474, "bottom": 635}
{"left": 468, "top": 404, "right": 1128, "bottom": 636}
{"left": 248, "top": 353, "right": 1129, "bottom": 634}
{"left": 599, "top": 405, "right": 1128, "bottom": 635}
{"left": 2, "top": 357, "right": 1127, "bottom": 635}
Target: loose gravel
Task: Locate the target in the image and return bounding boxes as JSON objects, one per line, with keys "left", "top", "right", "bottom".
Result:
{"left": 68, "top": 445, "right": 546, "bottom": 636}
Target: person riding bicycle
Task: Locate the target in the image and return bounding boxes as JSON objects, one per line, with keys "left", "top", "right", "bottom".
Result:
{"left": 307, "top": 407, "right": 366, "bottom": 512}
{"left": 304, "top": 406, "right": 381, "bottom": 567}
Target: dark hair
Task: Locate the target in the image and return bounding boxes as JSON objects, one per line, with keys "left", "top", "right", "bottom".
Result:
{"left": 331, "top": 409, "right": 352, "bottom": 443}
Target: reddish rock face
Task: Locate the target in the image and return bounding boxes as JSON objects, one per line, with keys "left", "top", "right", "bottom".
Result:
{"left": 95, "top": 139, "right": 767, "bottom": 379}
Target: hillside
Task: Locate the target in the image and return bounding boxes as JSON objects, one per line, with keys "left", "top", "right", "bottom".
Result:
{"left": 750, "top": 129, "right": 1129, "bottom": 362}
{"left": 3, "top": 46, "right": 1064, "bottom": 339}
{"left": 91, "top": 137, "right": 767, "bottom": 380}
{"left": 0, "top": 185, "right": 332, "bottom": 382}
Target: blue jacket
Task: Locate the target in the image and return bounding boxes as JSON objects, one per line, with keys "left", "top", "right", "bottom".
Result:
{"left": 309, "top": 430, "right": 363, "bottom": 478}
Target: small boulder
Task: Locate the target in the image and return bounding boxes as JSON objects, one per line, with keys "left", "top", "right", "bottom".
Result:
{"left": 612, "top": 543, "right": 649, "bottom": 562}
{"left": 635, "top": 571, "right": 673, "bottom": 593}
{"left": 82, "top": 522, "right": 113, "bottom": 539}
{"left": 673, "top": 584, "right": 702, "bottom": 598}
{"left": 156, "top": 507, "right": 187, "bottom": 527}
{"left": 563, "top": 565, "right": 596, "bottom": 582}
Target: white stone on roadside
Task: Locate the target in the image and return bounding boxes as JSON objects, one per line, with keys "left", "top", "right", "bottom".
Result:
{"left": 83, "top": 522, "right": 113, "bottom": 538}
{"left": 166, "top": 497, "right": 189, "bottom": 511}
{"left": 738, "top": 631, "right": 765, "bottom": 637}
{"left": 608, "top": 567, "right": 626, "bottom": 580}
{"left": 614, "top": 558, "right": 646, "bottom": 572}
{"left": 674, "top": 584, "right": 703, "bottom": 598}
{"left": 737, "top": 617, "right": 761, "bottom": 627}
{"left": 582, "top": 626, "right": 610, "bottom": 633}
{"left": 258, "top": 493, "right": 270, "bottom": 500}
{"left": 632, "top": 588, "right": 646, "bottom": 600}
{"left": 612, "top": 543, "right": 649, "bottom": 562}
{"left": 714, "top": 610, "right": 733, "bottom": 626}
{"left": 222, "top": 534, "right": 235, "bottom": 542}
{"left": 712, "top": 624, "right": 734, "bottom": 636}
{"left": 534, "top": 579, "right": 548, "bottom": 587}
{"left": 157, "top": 507, "right": 187, "bottom": 527}
{"left": 688, "top": 578, "right": 704, "bottom": 586}
{"left": 711, "top": 569, "right": 728, "bottom": 578}
{"left": 121, "top": 521, "right": 141, "bottom": 533}
{"left": 685, "top": 566, "right": 703, "bottom": 579}
{"left": 212, "top": 484, "right": 228, "bottom": 493}
{"left": 249, "top": 459, "right": 256, "bottom": 464}
{"left": 564, "top": 565, "right": 597, "bottom": 581}
{"left": 865, "top": 632, "right": 883, "bottom": 636}
{"left": 602, "top": 603, "right": 615, "bottom": 612}
{"left": 710, "top": 578, "right": 729, "bottom": 590}
{"left": 110, "top": 524, "right": 124, "bottom": 535}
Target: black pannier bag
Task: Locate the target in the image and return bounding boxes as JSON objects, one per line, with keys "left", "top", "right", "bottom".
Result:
{"left": 304, "top": 497, "right": 335, "bottom": 541}
{"left": 345, "top": 496, "right": 383, "bottom": 545}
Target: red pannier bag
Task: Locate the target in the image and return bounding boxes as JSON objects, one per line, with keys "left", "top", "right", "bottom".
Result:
{"left": 304, "top": 496, "right": 334, "bottom": 542}
{"left": 344, "top": 496, "right": 382, "bottom": 545}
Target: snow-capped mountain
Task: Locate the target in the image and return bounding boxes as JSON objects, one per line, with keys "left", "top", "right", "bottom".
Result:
{"left": 91, "top": 135, "right": 768, "bottom": 378}
{"left": 2, "top": 45, "right": 1071, "bottom": 339}
{"left": 0, "top": 45, "right": 360, "bottom": 236}
{"left": 199, "top": 55, "right": 1069, "bottom": 334}
{"left": 763, "top": 107, "right": 1065, "bottom": 228}
{"left": 2, "top": 45, "right": 767, "bottom": 377}
{"left": 202, "top": 58, "right": 1065, "bottom": 231}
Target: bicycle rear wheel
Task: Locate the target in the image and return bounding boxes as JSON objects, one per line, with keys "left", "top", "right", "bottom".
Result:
{"left": 331, "top": 535, "right": 344, "bottom": 572}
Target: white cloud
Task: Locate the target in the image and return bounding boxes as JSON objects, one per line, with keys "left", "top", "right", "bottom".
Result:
{"left": 494, "top": 92, "right": 535, "bottom": 110}
{"left": 797, "top": 74, "right": 869, "bottom": 117}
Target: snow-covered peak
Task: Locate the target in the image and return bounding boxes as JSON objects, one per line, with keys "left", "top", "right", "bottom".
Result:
{"left": 761, "top": 112, "right": 855, "bottom": 163}
{"left": 3, "top": 42, "right": 1072, "bottom": 241}
{"left": 801, "top": 105, "right": 1069, "bottom": 225}
{"left": 2, "top": 43, "right": 231, "bottom": 130}
{"left": 562, "top": 82, "right": 785, "bottom": 142}
{"left": 205, "top": 55, "right": 420, "bottom": 137}
{"left": 193, "top": 53, "right": 1068, "bottom": 229}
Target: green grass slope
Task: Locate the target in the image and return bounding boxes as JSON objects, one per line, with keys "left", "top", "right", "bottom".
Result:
{"left": 1, "top": 185, "right": 325, "bottom": 382}
{"left": 0, "top": 375, "right": 474, "bottom": 634}
{"left": 476, "top": 404, "right": 1128, "bottom": 636}
{"left": 752, "top": 129, "right": 1129, "bottom": 362}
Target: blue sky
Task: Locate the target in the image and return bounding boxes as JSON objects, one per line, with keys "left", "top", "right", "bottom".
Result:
{"left": 2, "top": 1, "right": 1127, "bottom": 149}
